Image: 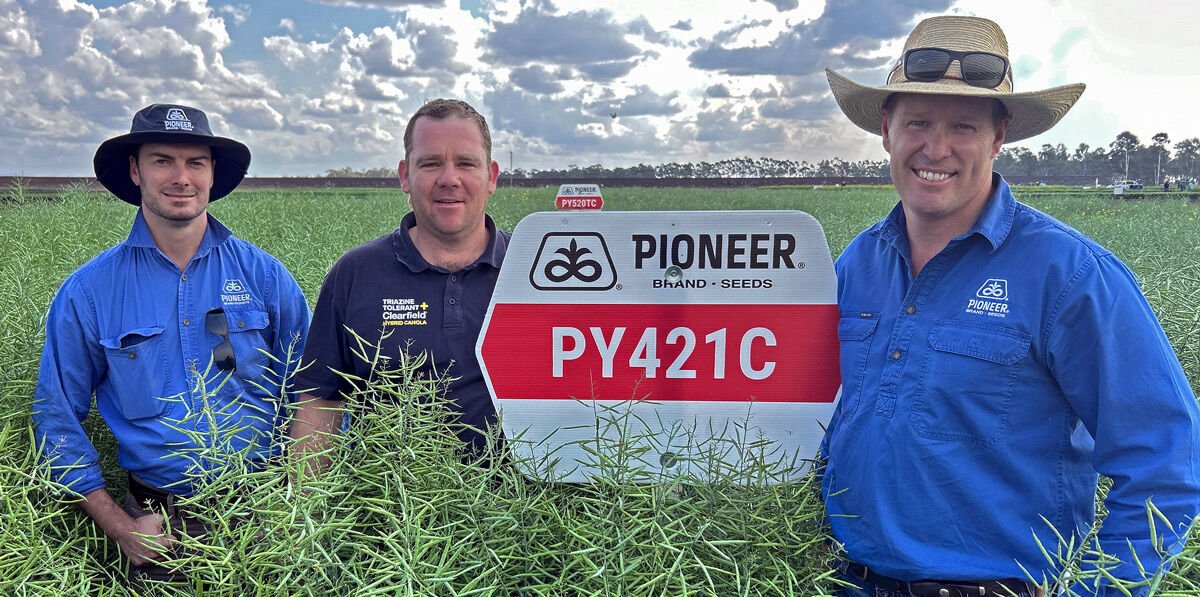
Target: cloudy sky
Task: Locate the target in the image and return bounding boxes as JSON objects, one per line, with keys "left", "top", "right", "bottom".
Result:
{"left": 3, "top": 0, "right": 1198, "bottom": 177}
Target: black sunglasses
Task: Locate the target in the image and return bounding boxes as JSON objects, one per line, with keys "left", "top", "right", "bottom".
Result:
{"left": 206, "top": 308, "right": 237, "bottom": 371}
{"left": 903, "top": 47, "right": 1008, "bottom": 89}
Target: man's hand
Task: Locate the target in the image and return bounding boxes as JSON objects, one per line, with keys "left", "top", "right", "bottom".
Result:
{"left": 78, "top": 487, "right": 178, "bottom": 565}
{"left": 119, "top": 512, "right": 179, "bottom": 565}
{"left": 287, "top": 394, "right": 346, "bottom": 482}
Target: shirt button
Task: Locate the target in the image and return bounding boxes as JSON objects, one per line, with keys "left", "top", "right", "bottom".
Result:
{"left": 906, "top": 305, "right": 916, "bottom": 315}
{"left": 448, "top": 298, "right": 457, "bottom": 305}
{"left": 891, "top": 350, "right": 902, "bottom": 360}
{"left": 128, "top": 352, "right": 137, "bottom": 359}
{"left": 238, "top": 321, "right": 245, "bottom": 328}
{"left": 181, "top": 274, "right": 187, "bottom": 281}
{"left": 450, "top": 275, "right": 458, "bottom": 282}
{"left": 182, "top": 319, "right": 191, "bottom": 326}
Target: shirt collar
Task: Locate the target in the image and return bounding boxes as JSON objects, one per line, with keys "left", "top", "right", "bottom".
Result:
{"left": 125, "top": 209, "right": 232, "bottom": 256}
{"left": 392, "top": 212, "right": 507, "bottom": 273}
{"left": 967, "top": 173, "right": 1016, "bottom": 250}
{"left": 872, "top": 173, "right": 1015, "bottom": 252}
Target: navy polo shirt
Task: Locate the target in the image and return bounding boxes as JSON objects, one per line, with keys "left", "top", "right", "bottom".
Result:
{"left": 297, "top": 212, "right": 509, "bottom": 451}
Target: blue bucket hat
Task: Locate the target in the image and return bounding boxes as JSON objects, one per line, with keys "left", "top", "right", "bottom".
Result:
{"left": 93, "top": 103, "right": 252, "bottom": 205}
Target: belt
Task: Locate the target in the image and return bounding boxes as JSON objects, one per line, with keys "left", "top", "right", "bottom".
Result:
{"left": 837, "top": 560, "right": 1034, "bottom": 597}
{"left": 126, "top": 473, "right": 182, "bottom": 509}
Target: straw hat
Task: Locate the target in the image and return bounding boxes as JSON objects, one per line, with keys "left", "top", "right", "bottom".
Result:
{"left": 94, "top": 103, "right": 251, "bottom": 205}
{"left": 826, "top": 16, "right": 1085, "bottom": 143}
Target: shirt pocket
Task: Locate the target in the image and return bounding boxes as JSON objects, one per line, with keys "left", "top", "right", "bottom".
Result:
{"left": 910, "top": 321, "right": 1031, "bottom": 445}
{"left": 222, "top": 308, "right": 273, "bottom": 386}
{"left": 836, "top": 312, "right": 880, "bottom": 417}
{"left": 100, "top": 326, "right": 170, "bottom": 420}
{"left": 208, "top": 309, "right": 278, "bottom": 459}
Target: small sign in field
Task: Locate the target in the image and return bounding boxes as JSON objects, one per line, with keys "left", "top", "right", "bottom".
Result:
{"left": 554, "top": 183, "right": 604, "bottom": 210}
{"left": 477, "top": 210, "right": 841, "bottom": 483}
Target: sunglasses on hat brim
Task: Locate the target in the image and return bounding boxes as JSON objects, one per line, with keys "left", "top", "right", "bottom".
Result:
{"left": 903, "top": 47, "right": 1009, "bottom": 89}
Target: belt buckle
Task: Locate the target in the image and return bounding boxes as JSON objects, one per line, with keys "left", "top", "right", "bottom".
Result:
{"left": 908, "top": 582, "right": 961, "bottom": 597}
{"left": 835, "top": 559, "right": 869, "bottom": 581}
{"left": 128, "top": 473, "right": 179, "bottom": 512}
{"left": 911, "top": 580, "right": 1005, "bottom": 597}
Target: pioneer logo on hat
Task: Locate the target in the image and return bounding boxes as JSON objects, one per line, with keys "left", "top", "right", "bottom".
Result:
{"left": 164, "top": 108, "right": 194, "bottom": 131}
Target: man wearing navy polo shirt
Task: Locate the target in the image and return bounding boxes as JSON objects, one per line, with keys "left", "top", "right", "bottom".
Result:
{"left": 33, "top": 103, "right": 310, "bottom": 585}
{"left": 289, "top": 99, "right": 507, "bottom": 467}
{"left": 821, "top": 16, "right": 1200, "bottom": 597}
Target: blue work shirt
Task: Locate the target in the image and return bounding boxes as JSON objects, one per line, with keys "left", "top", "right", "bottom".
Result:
{"left": 34, "top": 210, "right": 311, "bottom": 496}
{"left": 823, "top": 175, "right": 1200, "bottom": 594}
{"left": 296, "top": 212, "right": 509, "bottom": 453}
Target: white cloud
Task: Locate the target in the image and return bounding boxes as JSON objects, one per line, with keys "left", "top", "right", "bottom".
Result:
{"left": 218, "top": 4, "right": 249, "bottom": 26}
{"left": 263, "top": 34, "right": 334, "bottom": 69}
{"left": 301, "top": 90, "right": 365, "bottom": 117}
{"left": 224, "top": 98, "right": 284, "bottom": 131}
{"left": 352, "top": 75, "right": 407, "bottom": 101}
{"left": 312, "top": 0, "right": 443, "bottom": 8}
{"left": 105, "top": 27, "right": 208, "bottom": 79}
{"left": 0, "top": 2, "right": 41, "bottom": 57}
{"left": 2, "top": 0, "right": 1198, "bottom": 176}
{"left": 347, "top": 26, "right": 417, "bottom": 76}
{"left": 92, "top": 0, "right": 232, "bottom": 63}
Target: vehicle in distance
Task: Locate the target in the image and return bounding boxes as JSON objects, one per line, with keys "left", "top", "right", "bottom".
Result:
{"left": 1106, "top": 179, "right": 1144, "bottom": 190}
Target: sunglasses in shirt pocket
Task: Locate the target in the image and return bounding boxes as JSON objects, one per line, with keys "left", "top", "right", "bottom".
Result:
{"left": 219, "top": 308, "right": 273, "bottom": 383}
{"left": 100, "top": 326, "right": 172, "bottom": 420}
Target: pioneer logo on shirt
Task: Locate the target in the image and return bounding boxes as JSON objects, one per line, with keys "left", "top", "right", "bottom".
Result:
{"left": 965, "top": 278, "right": 1010, "bottom": 318}
{"left": 382, "top": 297, "right": 429, "bottom": 326}
{"left": 221, "top": 278, "right": 252, "bottom": 305}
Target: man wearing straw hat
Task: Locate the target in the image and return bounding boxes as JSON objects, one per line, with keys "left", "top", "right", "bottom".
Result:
{"left": 821, "top": 15, "right": 1200, "bottom": 597}
{"left": 33, "top": 103, "right": 310, "bottom": 587}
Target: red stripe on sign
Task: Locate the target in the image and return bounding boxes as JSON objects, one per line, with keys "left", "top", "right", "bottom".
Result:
{"left": 555, "top": 196, "right": 604, "bottom": 209}
{"left": 480, "top": 303, "right": 839, "bottom": 402}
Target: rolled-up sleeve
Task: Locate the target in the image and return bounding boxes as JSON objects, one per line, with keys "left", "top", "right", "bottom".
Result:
{"left": 1048, "top": 254, "right": 1200, "bottom": 592}
{"left": 32, "top": 277, "right": 107, "bottom": 495}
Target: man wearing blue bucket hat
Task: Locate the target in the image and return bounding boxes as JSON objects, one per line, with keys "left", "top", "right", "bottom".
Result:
{"left": 33, "top": 103, "right": 310, "bottom": 586}
{"left": 820, "top": 15, "right": 1200, "bottom": 597}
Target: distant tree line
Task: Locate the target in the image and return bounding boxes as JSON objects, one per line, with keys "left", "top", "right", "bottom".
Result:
{"left": 322, "top": 166, "right": 396, "bottom": 178}
{"left": 324, "top": 131, "right": 1200, "bottom": 184}
{"left": 995, "top": 132, "right": 1200, "bottom": 184}
{"left": 505, "top": 156, "right": 889, "bottom": 179}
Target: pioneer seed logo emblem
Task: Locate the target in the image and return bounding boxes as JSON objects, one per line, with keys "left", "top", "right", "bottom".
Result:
{"left": 164, "top": 108, "right": 194, "bottom": 131}
{"left": 966, "top": 278, "right": 1010, "bottom": 318}
{"left": 976, "top": 278, "right": 1008, "bottom": 300}
{"left": 529, "top": 233, "right": 617, "bottom": 290}
{"left": 545, "top": 239, "right": 603, "bottom": 283}
{"left": 221, "top": 279, "right": 252, "bottom": 305}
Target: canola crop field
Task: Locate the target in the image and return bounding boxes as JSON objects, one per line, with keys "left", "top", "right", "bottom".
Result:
{"left": 1, "top": 185, "right": 1197, "bottom": 595}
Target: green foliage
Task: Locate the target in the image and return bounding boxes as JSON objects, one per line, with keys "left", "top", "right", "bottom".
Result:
{"left": 2, "top": 187, "right": 1198, "bottom": 595}
{"left": 323, "top": 166, "right": 396, "bottom": 178}
{"left": 3, "top": 176, "right": 33, "bottom": 204}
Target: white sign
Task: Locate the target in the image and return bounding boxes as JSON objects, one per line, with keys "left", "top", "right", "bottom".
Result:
{"left": 477, "top": 211, "right": 840, "bottom": 483}
{"left": 555, "top": 184, "right": 604, "bottom": 210}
